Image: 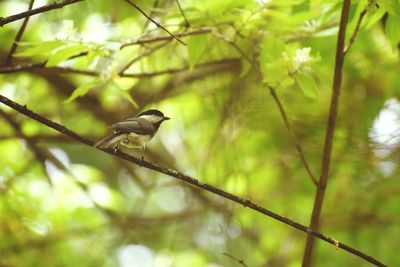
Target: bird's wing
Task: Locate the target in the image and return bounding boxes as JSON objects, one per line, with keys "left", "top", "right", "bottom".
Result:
{"left": 112, "top": 117, "right": 155, "bottom": 135}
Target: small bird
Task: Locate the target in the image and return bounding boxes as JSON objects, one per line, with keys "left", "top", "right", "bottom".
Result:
{"left": 94, "top": 109, "right": 170, "bottom": 159}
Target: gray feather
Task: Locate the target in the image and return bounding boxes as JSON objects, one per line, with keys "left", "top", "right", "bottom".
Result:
{"left": 94, "top": 133, "right": 126, "bottom": 149}
{"left": 112, "top": 117, "right": 156, "bottom": 136}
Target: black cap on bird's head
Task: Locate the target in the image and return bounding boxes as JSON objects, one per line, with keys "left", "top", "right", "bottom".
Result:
{"left": 138, "top": 109, "right": 170, "bottom": 121}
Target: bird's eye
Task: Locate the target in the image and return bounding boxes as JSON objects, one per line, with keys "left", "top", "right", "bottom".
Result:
{"left": 123, "top": 139, "right": 128, "bottom": 144}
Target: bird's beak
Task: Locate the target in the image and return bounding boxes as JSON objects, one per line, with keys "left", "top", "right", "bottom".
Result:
{"left": 163, "top": 117, "right": 170, "bottom": 121}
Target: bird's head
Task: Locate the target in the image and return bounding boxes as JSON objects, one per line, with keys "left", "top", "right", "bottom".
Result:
{"left": 138, "top": 109, "right": 170, "bottom": 124}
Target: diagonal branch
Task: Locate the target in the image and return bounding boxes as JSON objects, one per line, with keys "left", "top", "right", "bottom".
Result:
{"left": 302, "top": 1, "right": 351, "bottom": 266}
{"left": 175, "top": 0, "right": 190, "bottom": 28}
{"left": 223, "top": 252, "right": 247, "bottom": 267}
{"left": 344, "top": 7, "right": 367, "bottom": 54}
{"left": 0, "top": 94, "right": 387, "bottom": 267}
{"left": 5, "top": 0, "right": 35, "bottom": 65}
{"left": 269, "top": 87, "right": 318, "bottom": 185}
{"left": 123, "top": 0, "right": 186, "bottom": 45}
{"left": 0, "top": 58, "right": 239, "bottom": 78}
{"left": 0, "top": 0, "right": 83, "bottom": 27}
{"left": 214, "top": 32, "right": 318, "bottom": 186}
{"left": 121, "top": 28, "right": 211, "bottom": 48}
{"left": 118, "top": 41, "right": 169, "bottom": 75}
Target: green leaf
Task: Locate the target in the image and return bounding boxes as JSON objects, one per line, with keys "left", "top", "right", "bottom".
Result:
{"left": 261, "top": 37, "right": 286, "bottom": 62}
{"left": 65, "top": 79, "right": 103, "bottom": 103}
{"left": 295, "top": 72, "right": 318, "bottom": 99}
{"left": 261, "top": 63, "right": 288, "bottom": 84}
{"left": 111, "top": 79, "right": 139, "bottom": 108}
{"left": 260, "top": 37, "right": 287, "bottom": 83}
{"left": 117, "top": 89, "right": 138, "bottom": 108}
{"left": 365, "top": 8, "right": 387, "bottom": 29}
{"left": 46, "top": 44, "right": 88, "bottom": 67}
{"left": 14, "top": 40, "right": 64, "bottom": 57}
{"left": 188, "top": 35, "right": 208, "bottom": 69}
{"left": 380, "top": 0, "right": 400, "bottom": 15}
{"left": 385, "top": 14, "right": 400, "bottom": 50}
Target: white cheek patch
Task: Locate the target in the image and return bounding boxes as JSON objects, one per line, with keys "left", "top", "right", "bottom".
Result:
{"left": 139, "top": 115, "right": 163, "bottom": 123}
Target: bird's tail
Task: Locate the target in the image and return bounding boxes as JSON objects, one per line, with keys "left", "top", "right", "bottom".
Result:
{"left": 94, "top": 133, "right": 126, "bottom": 149}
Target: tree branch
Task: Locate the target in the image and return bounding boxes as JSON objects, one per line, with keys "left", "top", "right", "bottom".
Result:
{"left": 0, "top": 94, "right": 387, "bottom": 267}
{"left": 0, "top": 0, "right": 83, "bottom": 27}
{"left": 302, "top": 1, "right": 351, "bottom": 266}
{"left": 0, "top": 58, "right": 239, "bottom": 78}
{"left": 344, "top": 7, "right": 367, "bottom": 54}
{"left": 118, "top": 41, "right": 169, "bottom": 75}
{"left": 214, "top": 32, "right": 318, "bottom": 186}
{"left": 269, "top": 87, "right": 318, "bottom": 186}
{"left": 121, "top": 28, "right": 211, "bottom": 48}
{"left": 175, "top": 0, "right": 190, "bottom": 28}
{"left": 123, "top": 0, "right": 186, "bottom": 45}
{"left": 5, "top": 0, "right": 35, "bottom": 65}
{"left": 223, "top": 252, "right": 247, "bottom": 267}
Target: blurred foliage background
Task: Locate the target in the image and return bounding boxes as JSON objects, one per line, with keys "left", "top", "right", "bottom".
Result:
{"left": 0, "top": 0, "right": 399, "bottom": 266}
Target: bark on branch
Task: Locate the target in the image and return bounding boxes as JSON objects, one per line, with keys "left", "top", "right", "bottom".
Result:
{"left": 302, "top": 1, "right": 352, "bottom": 266}
{"left": 0, "top": 0, "right": 83, "bottom": 27}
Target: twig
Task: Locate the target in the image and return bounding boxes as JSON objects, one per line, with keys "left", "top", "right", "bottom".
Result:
{"left": 214, "top": 32, "right": 318, "bottom": 186}
{"left": 5, "top": 0, "right": 35, "bottom": 65}
{"left": 141, "top": 0, "right": 159, "bottom": 31}
{"left": 212, "top": 32, "right": 259, "bottom": 73}
{"left": 121, "top": 28, "right": 211, "bottom": 48}
{"left": 0, "top": 94, "right": 387, "bottom": 267}
{"left": 0, "top": 58, "right": 239, "bottom": 78}
{"left": 0, "top": 63, "right": 99, "bottom": 76}
{"left": 223, "top": 252, "right": 247, "bottom": 267}
{"left": 0, "top": 0, "right": 83, "bottom": 27}
{"left": 119, "top": 41, "right": 169, "bottom": 75}
{"left": 269, "top": 87, "right": 318, "bottom": 186}
{"left": 121, "top": 58, "right": 239, "bottom": 77}
{"left": 302, "top": 1, "right": 351, "bottom": 266}
{"left": 175, "top": 0, "right": 190, "bottom": 27}
{"left": 123, "top": 0, "right": 186, "bottom": 46}
{"left": 344, "top": 8, "right": 367, "bottom": 54}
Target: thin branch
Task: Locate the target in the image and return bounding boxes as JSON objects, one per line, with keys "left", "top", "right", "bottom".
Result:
{"left": 0, "top": 94, "right": 387, "bottom": 267}
{"left": 344, "top": 7, "right": 367, "bottom": 54}
{"left": 0, "top": 28, "right": 211, "bottom": 71}
{"left": 123, "top": 0, "right": 186, "bottom": 45}
{"left": 214, "top": 32, "right": 318, "bottom": 186}
{"left": 212, "top": 32, "right": 259, "bottom": 73}
{"left": 5, "top": 0, "right": 35, "bottom": 65}
{"left": 175, "top": 0, "right": 190, "bottom": 27}
{"left": 302, "top": 1, "right": 351, "bottom": 266}
{"left": 0, "top": 0, "right": 83, "bottom": 27}
{"left": 121, "top": 28, "right": 211, "bottom": 49}
{"left": 0, "top": 62, "right": 45, "bottom": 73}
{"left": 121, "top": 58, "right": 239, "bottom": 77}
{"left": 141, "top": 0, "right": 159, "bottom": 31}
{"left": 223, "top": 252, "right": 247, "bottom": 267}
{"left": 118, "top": 41, "right": 169, "bottom": 75}
{"left": 269, "top": 87, "right": 318, "bottom": 186}
{"left": 0, "top": 58, "right": 239, "bottom": 78}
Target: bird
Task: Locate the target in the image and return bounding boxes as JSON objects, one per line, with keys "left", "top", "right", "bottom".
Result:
{"left": 94, "top": 109, "right": 170, "bottom": 159}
